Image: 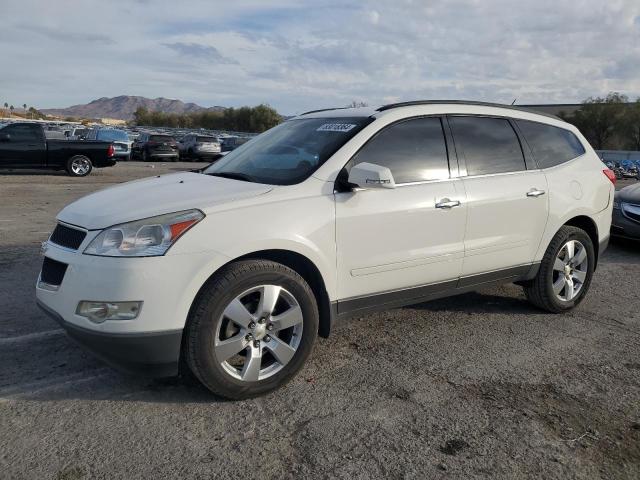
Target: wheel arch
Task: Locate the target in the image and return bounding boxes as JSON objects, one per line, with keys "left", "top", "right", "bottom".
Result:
{"left": 563, "top": 215, "right": 600, "bottom": 268}
{"left": 186, "top": 249, "right": 334, "bottom": 340}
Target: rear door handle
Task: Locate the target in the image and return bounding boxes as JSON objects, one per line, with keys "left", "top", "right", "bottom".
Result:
{"left": 526, "top": 189, "right": 546, "bottom": 197}
{"left": 435, "top": 198, "right": 461, "bottom": 209}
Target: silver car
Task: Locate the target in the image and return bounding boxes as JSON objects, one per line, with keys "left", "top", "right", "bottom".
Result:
{"left": 178, "top": 134, "right": 221, "bottom": 161}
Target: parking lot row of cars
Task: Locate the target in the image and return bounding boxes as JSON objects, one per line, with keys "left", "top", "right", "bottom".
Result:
{"left": 0, "top": 119, "right": 254, "bottom": 163}
{"left": 604, "top": 160, "right": 640, "bottom": 180}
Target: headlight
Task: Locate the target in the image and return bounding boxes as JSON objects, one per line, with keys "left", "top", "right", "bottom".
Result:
{"left": 84, "top": 209, "right": 204, "bottom": 257}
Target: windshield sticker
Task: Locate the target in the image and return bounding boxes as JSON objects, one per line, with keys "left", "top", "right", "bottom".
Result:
{"left": 316, "top": 123, "right": 357, "bottom": 132}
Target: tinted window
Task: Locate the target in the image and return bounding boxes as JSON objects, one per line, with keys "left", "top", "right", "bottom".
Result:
{"left": 149, "top": 135, "right": 174, "bottom": 142}
{"left": 2, "top": 124, "right": 40, "bottom": 141}
{"left": 516, "top": 120, "right": 585, "bottom": 169}
{"left": 97, "top": 130, "right": 129, "bottom": 142}
{"left": 350, "top": 117, "right": 449, "bottom": 183}
{"left": 449, "top": 116, "right": 525, "bottom": 176}
{"left": 196, "top": 136, "right": 218, "bottom": 142}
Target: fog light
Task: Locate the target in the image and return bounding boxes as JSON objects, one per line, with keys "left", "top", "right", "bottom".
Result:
{"left": 76, "top": 301, "right": 142, "bottom": 323}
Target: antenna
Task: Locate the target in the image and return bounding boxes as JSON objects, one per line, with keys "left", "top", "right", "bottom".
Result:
{"left": 511, "top": 98, "right": 517, "bottom": 105}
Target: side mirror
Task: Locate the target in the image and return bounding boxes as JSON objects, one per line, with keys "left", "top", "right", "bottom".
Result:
{"left": 347, "top": 162, "right": 396, "bottom": 189}
{"left": 0, "top": 133, "right": 10, "bottom": 142}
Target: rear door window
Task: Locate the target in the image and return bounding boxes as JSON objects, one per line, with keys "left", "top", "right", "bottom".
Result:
{"left": 516, "top": 120, "right": 585, "bottom": 168}
{"left": 350, "top": 117, "right": 450, "bottom": 183}
{"left": 3, "top": 124, "right": 41, "bottom": 142}
{"left": 449, "top": 116, "right": 526, "bottom": 176}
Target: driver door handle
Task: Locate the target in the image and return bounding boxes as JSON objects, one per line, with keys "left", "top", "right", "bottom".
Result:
{"left": 526, "top": 189, "right": 546, "bottom": 197}
{"left": 435, "top": 198, "right": 461, "bottom": 209}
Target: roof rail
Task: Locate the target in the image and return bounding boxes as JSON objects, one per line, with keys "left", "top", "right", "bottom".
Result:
{"left": 375, "top": 100, "right": 562, "bottom": 120}
{"left": 299, "top": 106, "right": 351, "bottom": 116}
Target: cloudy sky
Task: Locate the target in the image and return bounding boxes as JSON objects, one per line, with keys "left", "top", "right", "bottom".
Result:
{"left": 1, "top": 0, "right": 639, "bottom": 115}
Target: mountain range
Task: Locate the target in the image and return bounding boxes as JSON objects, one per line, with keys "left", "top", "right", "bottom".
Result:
{"left": 41, "top": 95, "right": 225, "bottom": 120}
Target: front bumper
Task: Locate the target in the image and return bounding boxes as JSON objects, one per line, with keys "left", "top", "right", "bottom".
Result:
{"left": 35, "top": 234, "right": 230, "bottom": 376}
{"left": 611, "top": 207, "right": 640, "bottom": 240}
{"left": 37, "top": 300, "right": 181, "bottom": 377}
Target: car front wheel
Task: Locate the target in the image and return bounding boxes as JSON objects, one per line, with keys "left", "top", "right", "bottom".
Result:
{"left": 523, "top": 225, "right": 595, "bottom": 312}
{"left": 184, "top": 260, "right": 318, "bottom": 399}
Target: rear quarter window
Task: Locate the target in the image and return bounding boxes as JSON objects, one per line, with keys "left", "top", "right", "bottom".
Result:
{"left": 516, "top": 120, "right": 585, "bottom": 169}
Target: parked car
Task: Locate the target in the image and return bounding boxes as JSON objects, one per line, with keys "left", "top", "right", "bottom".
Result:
{"left": 65, "top": 128, "right": 89, "bottom": 140}
{"left": 178, "top": 134, "right": 221, "bottom": 160}
{"left": 86, "top": 129, "right": 132, "bottom": 161}
{"left": 611, "top": 183, "right": 640, "bottom": 240}
{"left": 0, "top": 122, "right": 115, "bottom": 176}
{"left": 36, "top": 101, "right": 614, "bottom": 399}
{"left": 220, "top": 136, "right": 250, "bottom": 153}
{"left": 132, "top": 133, "right": 178, "bottom": 161}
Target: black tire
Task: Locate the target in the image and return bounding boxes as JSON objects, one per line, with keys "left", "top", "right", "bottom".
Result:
{"left": 142, "top": 150, "right": 149, "bottom": 162}
{"left": 65, "top": 155, "right": 93, "bottom": 177}
{"left": 523, "top": 225, "right": 595, "bottom": 313}
{"left": 184, "top": 260, "right": 318, "bottom": 399}
{"left": 187, "top": 148, "right": 194, "bottom": 161}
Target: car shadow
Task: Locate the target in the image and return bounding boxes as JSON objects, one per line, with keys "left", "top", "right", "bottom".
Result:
{"left": 0, "top": 168, "right": 70, "bottom": 176}
{"left": 602, "top": 237, "right": 640, "bottom": 264}
{"left": 405, "top": 289, "right": 539, "bottom": 315}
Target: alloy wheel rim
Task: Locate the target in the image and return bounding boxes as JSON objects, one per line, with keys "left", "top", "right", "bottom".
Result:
{"left": 214, "top": 285, "right": 303, "bottom": 382}
{"left": 71, "top": 158, "right": 90, "bottom": 175}
{"left": 552, "top": 240, "right": 588, "bottom": 302}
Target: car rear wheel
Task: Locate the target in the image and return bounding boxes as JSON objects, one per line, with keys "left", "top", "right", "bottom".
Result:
{"left": 523, "top": 225, "right": 595, "bottom": 313}
{"left": 184, "top": 260, "right": 318, "bottom": 399}
{"left": 66, "top": 155, "right": 93, "bottom": 177}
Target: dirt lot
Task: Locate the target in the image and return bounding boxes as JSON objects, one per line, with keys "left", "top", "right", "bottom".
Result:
{"left": 1, "top": 163, "right": 639, "bottom": 479}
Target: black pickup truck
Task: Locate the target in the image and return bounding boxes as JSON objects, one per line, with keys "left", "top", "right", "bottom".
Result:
{"left": 0, "top": 123, "right": 116, "bottom": 176}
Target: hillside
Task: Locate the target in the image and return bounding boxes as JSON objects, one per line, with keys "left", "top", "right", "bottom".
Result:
{"left": 41, "top": 95, "right": 225, "bottom": 120}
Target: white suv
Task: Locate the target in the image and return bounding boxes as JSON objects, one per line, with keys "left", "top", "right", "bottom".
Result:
{"left": 36, "top": 101, "right": 615, "bottom": 399}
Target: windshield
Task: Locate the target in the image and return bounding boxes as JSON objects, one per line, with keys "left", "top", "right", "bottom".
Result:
{"left": 204, "top": 117, "right": 372, "bottom": 185}
{"left": 97, "top": 130, "right": 129, "bottom": 142}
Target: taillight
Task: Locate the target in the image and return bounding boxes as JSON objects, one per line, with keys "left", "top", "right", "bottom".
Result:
{"left": 107, "top": 144, "right": 115, "bottom": 157}
{"left": 603, "top": 169, "right": 616, "bottom": 185}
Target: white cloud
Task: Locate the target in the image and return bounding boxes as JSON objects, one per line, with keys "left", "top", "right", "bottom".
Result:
{"left": 0, "top": 0, "right": 639, "bottom": 114}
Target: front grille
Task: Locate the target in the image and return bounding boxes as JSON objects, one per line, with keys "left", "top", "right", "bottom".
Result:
{"left": 40, "top": 257, "right": 68, "bottom": 286}
{"left": 49, "top": 224, "right": 86, "bottom": 250}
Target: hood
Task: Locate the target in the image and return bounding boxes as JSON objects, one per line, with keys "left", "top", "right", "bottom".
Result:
{"left": 616, "top": 183, "right": 640, "bottom": 203}
{"left": 58, "top": 172, "right": 272, "bottom": 229}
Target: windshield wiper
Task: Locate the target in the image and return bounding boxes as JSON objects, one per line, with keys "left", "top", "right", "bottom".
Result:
{"left": 206, "top": 171, "right": 255, "bottom": 182}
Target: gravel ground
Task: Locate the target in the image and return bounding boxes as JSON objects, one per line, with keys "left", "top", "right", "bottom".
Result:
{"left": 0, "top": 163, "right": 639, "bottom": 479}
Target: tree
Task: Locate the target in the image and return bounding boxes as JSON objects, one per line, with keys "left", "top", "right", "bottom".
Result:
{"left": 9, "top": 105, "right": 14, "bottom": 117}
{"left": 132, "top": 104, "right": 281, "bottom": 132}
{"left": 28, "top": 106, "right": 43, "bottom": 120}
{"left": 570, "top": 92, "right": 628, "bottom": 149}
{"left": 620, "top": 99, "right": 640, "bottom": 151}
